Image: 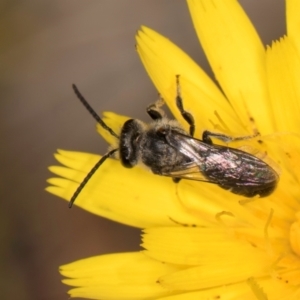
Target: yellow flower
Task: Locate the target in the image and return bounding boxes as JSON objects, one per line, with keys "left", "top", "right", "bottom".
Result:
{"left": 46, "top": 0, "right": 300, "bottom": 299}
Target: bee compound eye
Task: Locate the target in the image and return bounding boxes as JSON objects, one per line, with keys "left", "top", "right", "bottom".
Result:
{"left": 119, "top": 119, "right": 143, "bottom": 168}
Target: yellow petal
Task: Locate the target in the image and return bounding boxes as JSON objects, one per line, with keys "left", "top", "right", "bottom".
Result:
{"left": 286, "top": 0, "right": 300, "bottom": 52}
{"left": 159, "top": 272, "right": 297, "bottom": 298}
{"left": 46, "top": 150, "right": 202, "bottom": 228}
{"left": 254, "top": 278, "right": 298, "bottom": 300}
{"left": 158, "top": 266, "right": 266, "bottom": 291}
{"left": 61, "top": 252, "right": 181, "bottom": 300}
{"left": 266, "top": 36, "right": 300, "bottom": 132}
{"left": 290, "top": 212, "right": 300, "bottom": 257}
{"left": 136, "top": 26, "right": 246, "bottom": 136}
{"left": 96, "top": 112, "right": 129, "bottom": 145}
{"left": 143, "top": 227, "right": 268, "bottom": 266}
{"left": 187, "top": 0, "right": 273, "bottom": 134}
{"left": 174, "top": 179, "right": 271, "bottom": 229}
{"left": 155, "top": 282, "right": 253, "bottom": 300}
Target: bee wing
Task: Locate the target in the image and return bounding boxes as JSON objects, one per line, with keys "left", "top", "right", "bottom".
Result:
{"left": 162, "top": 161, "right": 216, "bottom": 182}
{"left": 164, "top": 131, "right": 279, "bottom": 185}
{"left": 238, "top": 145, "right": 281, "bottom": 176}
{"left": 163, "top": 131, "right": 218, "bottom": 183}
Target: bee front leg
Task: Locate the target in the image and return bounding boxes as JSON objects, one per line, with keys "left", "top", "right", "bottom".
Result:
{"left": 175, "top": 75, "right": 195, "bottom": 137}
{"left": 147, "top": 95, "right": 166, "bottom": 120}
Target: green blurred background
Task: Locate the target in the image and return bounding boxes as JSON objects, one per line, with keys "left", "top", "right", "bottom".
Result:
{"left": 1, "top": 1, "right": 285, "bottom": 299}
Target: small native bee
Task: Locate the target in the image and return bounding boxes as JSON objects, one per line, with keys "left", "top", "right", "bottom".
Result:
{"left": 69, "top": 76, "right": 279, "bottom": 208}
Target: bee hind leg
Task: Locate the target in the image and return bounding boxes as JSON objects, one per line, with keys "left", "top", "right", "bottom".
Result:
{"left": 202, "top": 130, "right": 259, "bottom": 145}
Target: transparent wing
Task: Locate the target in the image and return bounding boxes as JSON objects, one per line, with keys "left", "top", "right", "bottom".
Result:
{"left": 163, "top": 130, "right": 279, "bottom": 186}
{"left": 161, "top": 131, "right": 217, "bottom": 182}
{"left": 161, "top": 161, "right": 216, "bottom": 182}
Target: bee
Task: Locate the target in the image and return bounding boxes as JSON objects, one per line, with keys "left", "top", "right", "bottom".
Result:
{"left": 68, "top": 76, "right": 279, "bottom": 208}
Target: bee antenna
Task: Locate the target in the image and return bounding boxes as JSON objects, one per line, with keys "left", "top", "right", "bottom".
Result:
{"left": 72, "top": 84, "right": 119, "bottom": 139}
{"left": 68, "top": 148, "right": 118, "bottom": 208}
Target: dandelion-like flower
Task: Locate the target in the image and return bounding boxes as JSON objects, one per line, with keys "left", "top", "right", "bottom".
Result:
{"left": 47, "top": 0, "right": 300, "bottom": 299}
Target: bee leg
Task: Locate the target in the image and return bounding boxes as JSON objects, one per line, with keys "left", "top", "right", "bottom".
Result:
{"left": 175, "top": 75, "right": 195, "bottom": 137}
{"left": 172, "top": 177, "right": 181, "bottom": 183}
{"left": 147, "top": 94, "right": 166, "bottom": 120}
{"left": 202, "top": 130, "right": 259, "bottom": 145}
